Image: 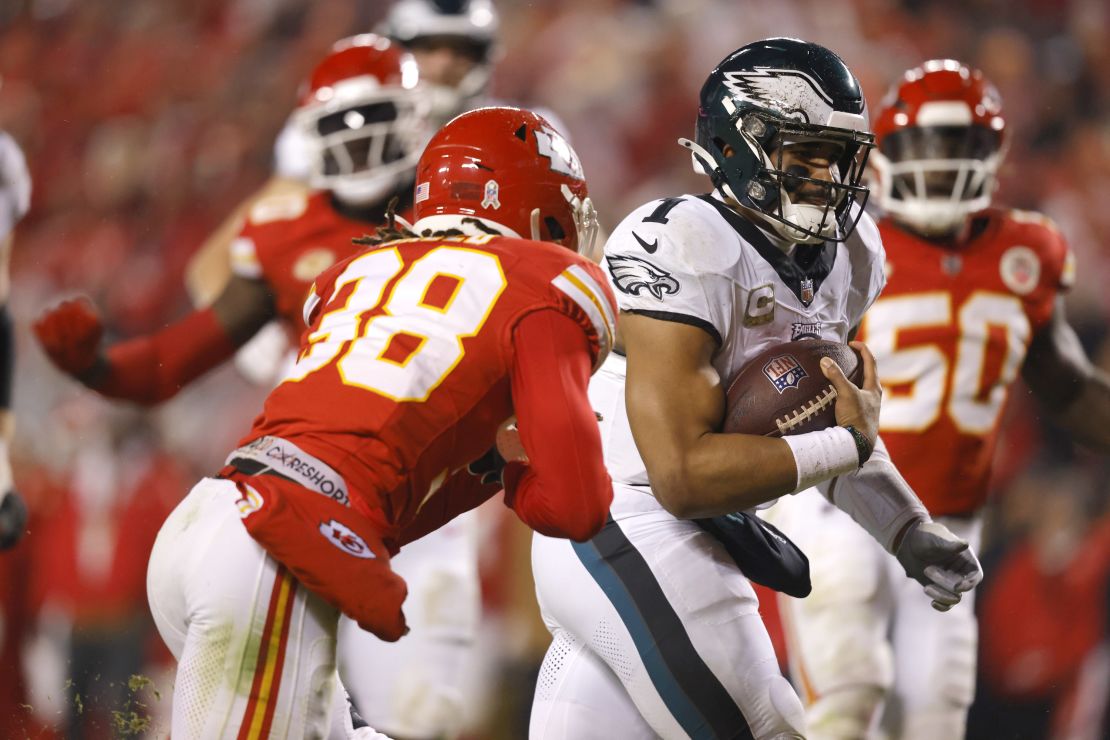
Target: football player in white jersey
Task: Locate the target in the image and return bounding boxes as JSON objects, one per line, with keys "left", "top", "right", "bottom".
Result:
{"left": 0, "top": 130, "right": 31, "bottom": 551}
{"left": 528, "top": 38, "right": 984, "bottom": 740}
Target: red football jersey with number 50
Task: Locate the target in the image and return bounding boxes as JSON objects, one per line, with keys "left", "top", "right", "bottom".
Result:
{"left": 858, "top": 208, "right": 1075, "bottom": 516}
{"left": 243, "top": 233, "right": 616, "bottom": 535}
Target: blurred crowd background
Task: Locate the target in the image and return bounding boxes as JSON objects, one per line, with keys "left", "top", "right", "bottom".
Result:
{"left": 1, "top": 0, "right": 1108, "bottom": 737}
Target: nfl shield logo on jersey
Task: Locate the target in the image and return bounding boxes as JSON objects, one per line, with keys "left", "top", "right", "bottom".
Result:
{"left": 800, "top": 278, "right": 815, "bottom": 305}
{"left": 763, "top": 354, "right": 808, "bottom": 393}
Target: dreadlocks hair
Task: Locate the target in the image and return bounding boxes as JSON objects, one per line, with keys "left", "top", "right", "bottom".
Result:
{"left": 352, "top": 196, "right": 508, "bottom": 248}
{"left": 353, "top": 196, "right": 414, "bottom": 247}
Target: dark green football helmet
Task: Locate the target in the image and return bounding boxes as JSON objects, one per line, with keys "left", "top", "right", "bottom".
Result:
{"left": 680, "top": 38, "right": 874, "bottom": 244}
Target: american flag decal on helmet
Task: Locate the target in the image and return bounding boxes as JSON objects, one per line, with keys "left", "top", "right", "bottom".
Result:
{"left": 763, "top": 354, "right": 808, "bottom": 393}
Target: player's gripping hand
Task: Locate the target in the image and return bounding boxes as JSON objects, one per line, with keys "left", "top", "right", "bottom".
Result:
{"left": 467, "top": 446, "right": 507, "bottom": 486}
{"left": 33, "top": 298, "right": 105, "bottom": 380}
{"left": 895, "top": 519, "right": 983, "bottom": 612}
{"left": 823, "top": 340, "right": 881, "bottom": 448}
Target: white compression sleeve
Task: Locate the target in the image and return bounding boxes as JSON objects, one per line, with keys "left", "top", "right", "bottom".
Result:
{"left": 817, "top": 436, "right": 930, "bottom": 553}
{"left": 782, "top": 426, "right": 859, "bottom": 492}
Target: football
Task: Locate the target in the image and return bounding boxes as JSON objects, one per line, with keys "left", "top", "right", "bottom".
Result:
{"left": 723, "top": 340, "right": 863, "bottom": 437}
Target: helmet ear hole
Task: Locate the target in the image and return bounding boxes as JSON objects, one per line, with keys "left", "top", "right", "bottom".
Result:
{"left": 544, "top": 216, "right": 566, "bottom": 242}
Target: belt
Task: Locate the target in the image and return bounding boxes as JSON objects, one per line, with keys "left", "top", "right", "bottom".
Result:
{"left": 223, "top": 456, "right": 295, "bottom": 482}
{"left": 219, "top": 436, "right": 351, "bottom": 507}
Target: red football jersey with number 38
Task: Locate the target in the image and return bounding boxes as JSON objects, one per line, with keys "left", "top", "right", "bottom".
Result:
{"left": 858, "top": 208, "right": 1074, "bottom": 516}
{"left": 243, "top": 233, "right": 616, "bottom": 535}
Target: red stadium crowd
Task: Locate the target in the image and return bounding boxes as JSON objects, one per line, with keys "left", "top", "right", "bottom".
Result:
{"left": 1, "top": 0, "right": 1108, "bottom": 738}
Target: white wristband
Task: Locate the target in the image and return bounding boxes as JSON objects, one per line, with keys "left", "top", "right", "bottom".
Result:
{"left": 782, "top": 427, "right": 859, "bottom": 493}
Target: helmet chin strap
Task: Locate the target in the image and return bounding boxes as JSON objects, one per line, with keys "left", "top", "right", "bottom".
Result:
{"left": 680, "top": 137, "right": 838, "bottom": 247}
{"left": 679, "top": 137, "right": 714, "bottom": 176}
{"left": 678, "top": 137, "right": 746, "bottom": 206}
{"left": 530, "top": 208, "right": 542, "bottom": 242}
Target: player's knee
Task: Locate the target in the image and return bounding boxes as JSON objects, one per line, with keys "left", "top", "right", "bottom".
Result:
{"left": 754, "top": 674, "right": 807, "bottom": 740}
{"left": 375, "top": 679, "right": 464, "bottom": 740}
{"left": 900, "top": 705, "right": 969, "bottom": 740}
{"left": 896, "top": 668, "right": 974, "bottom": 740}
{"left": 805, "top": 685, "right": 885, "bottom": 740}
{"left": 413, "top": 564, "right": 480, "bottom": 639}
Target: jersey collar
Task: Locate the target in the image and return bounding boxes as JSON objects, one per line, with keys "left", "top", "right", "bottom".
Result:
{"left": 697, "top": 194, "right": 837, "bottom": 309}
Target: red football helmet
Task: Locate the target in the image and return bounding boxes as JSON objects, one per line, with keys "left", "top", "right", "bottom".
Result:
{"left": 413, "top": 107, "right": 597, "bottom": 253}
{"left": 870, "top": 60, "right": 1006, "bottom": 235}
{"left": 294, "top": 34, "right": 431, "bottom": 206}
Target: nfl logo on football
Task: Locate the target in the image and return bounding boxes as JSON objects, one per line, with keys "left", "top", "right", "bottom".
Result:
{"left": 763, "top": 354, "right": 808, "bottom": 393}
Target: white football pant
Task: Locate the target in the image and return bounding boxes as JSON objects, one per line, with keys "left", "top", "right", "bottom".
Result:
{"left": 765, "top": 490, "right": 981, "bottom": 740}
{"left": 529, "top": 486, "right": 807, "bottom": 740}
{"left": 147, "top": 477, "right": 343, "bottom": 739}
{"left": 338, "top": 512, "right": 480, "bottom": 739}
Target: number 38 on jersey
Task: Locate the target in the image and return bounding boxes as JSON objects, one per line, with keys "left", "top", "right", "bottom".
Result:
{"left": 284, "top": 242, "right": 507, "bottom": 402}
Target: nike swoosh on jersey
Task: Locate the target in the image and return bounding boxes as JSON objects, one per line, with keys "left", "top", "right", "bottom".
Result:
{"left": 632, "top": 231, "right": 659, "bottom": 254}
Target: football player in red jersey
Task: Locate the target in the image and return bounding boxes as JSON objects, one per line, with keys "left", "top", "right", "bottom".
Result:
{"left": 32, "top": 36, "right": 452, "bottom": 739}
{"left": 766, "top": 60, "right": 1110, "bottom": 740}
{"left": 33, "top": 35, "right": 429, "bottom": 405}
{"left": 135, "top": 105, "right": 614, "bottom": 739}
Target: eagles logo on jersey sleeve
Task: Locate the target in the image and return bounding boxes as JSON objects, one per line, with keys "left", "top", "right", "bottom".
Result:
{"left": 606, "top": 254, "right": 680, "bottom": 300}
{"left": 603, "top": 197, "right": 734, "bottom": 346}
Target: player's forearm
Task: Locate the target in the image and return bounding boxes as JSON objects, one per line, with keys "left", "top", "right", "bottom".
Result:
{"left": 94, "top": 308, "right": 239, "bottom": 404}
{"left": 646, "top": 433, "right": 800, "bottom": 518}
{"left": 1024, "top": 301, "right": 1110, "bottom": 451}
{"left": 1055, "top": 370, "right": 1110, "bottom": 453}
{"left": 509, "top": 310, "right": 612, "bottom": 541}
{"left": 816, "top": 437, "right": 929, "bottom": 553}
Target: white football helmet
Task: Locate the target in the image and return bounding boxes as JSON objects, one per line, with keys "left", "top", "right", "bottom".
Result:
{"left": 379, "top": 0, "right": 499, "bottom": 125}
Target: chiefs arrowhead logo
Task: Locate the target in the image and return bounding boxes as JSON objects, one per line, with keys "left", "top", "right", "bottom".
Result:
{"left": 606, "top": 254, "right": 680, "bottom": 300}
{"left": 319, "top": 519, "right": 376, "bottom": 559}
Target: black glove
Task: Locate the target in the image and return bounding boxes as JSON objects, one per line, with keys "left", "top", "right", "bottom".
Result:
{"left": 0, "top": 489, "right": 28, "bottom": 550}
{"left": 467, "top": 446, "right": 507, "bottom": 487}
